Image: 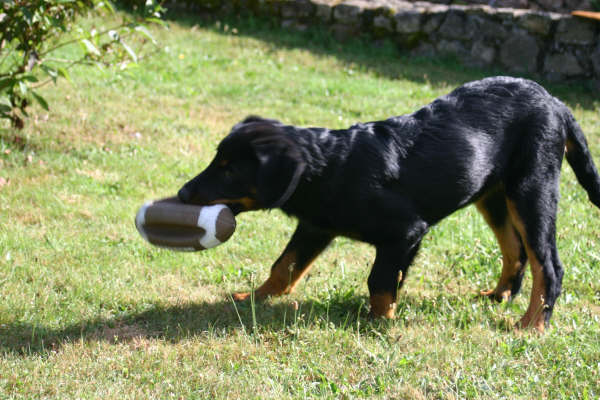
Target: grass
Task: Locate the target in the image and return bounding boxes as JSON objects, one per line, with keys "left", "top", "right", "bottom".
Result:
{"left": 1, "top": 11, "right": 600, "bottom": 399}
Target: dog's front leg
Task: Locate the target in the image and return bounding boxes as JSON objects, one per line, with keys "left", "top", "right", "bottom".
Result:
{"left": 232, "top": 222, "right": 334, "bottom": 301}
{"left": 368, "top": 237, "right": 424, "bottom": 319}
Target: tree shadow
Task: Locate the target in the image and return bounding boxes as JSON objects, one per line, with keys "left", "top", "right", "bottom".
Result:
{"left": 1, "top": 289, "right": 519, "bottom": 356}
{"left": 0, "top": 295, "right": 373, "bottom": 355}
{"left": 159, "top": 8, "right": 599, "bottom": 109}
{"left": 0, "top": 128, "right": 40, "bottom": 153}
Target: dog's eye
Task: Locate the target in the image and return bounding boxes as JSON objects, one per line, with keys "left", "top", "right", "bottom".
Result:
{"left": 223, "top": 164, "right": 235, "bottom": 179}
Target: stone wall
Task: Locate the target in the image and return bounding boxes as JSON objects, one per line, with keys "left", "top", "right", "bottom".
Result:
{"left": 403, "top": 0, "right": 596, "bottom": 14}
{"left": 192, "top": 0, "right": 600, "bottom": 83}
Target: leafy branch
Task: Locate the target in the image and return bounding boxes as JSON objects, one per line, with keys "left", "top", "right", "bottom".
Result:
{"left": 0, "top": 0, "right": 166, "bottom": 129}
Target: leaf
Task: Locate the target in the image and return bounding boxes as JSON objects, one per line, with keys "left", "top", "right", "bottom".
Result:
{"left": 20, "top": 7, "right": 33, "bottom": 25}
{"left": 81, "top": 39, "right": 100, "bottom": 56}
{"left": 21, "top": 75, "right": 38, "bottom": 82}
{"left": 31, "top": 91, "right": 49, "bottom": 111}
{"left": 96, "top": 1, "right": 115, "bottom": 13}
{"left": 145, "top": 17, "right": 167, "bottom": 28}
{"left": 0, "top": 78, "right": 16, "bottom": 92}
{"left": 119, "top": 40, "right": 137, "bottom": 62}
{"left": 135, "top": 25, "right": 156, "bottom": 44}
{"left": 40, "top": 65, "right": 58, "bottom": 83}
{"left": 0, "top": 96, "right": 12, "bottom": 108}
{"left": 57, "top": 67, "right": 72, "bottom": 83}
{"left": 18, "top": 80, "right": 28, "bottom": 96}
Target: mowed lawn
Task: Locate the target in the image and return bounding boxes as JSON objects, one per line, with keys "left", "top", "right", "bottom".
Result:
{"left": 1, "top": 11, "right": 599, "bottom": 399}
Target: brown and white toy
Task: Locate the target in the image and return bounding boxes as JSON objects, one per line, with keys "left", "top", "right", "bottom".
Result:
{"left": 135, "top": 197, "right": 236, "bottom": 251}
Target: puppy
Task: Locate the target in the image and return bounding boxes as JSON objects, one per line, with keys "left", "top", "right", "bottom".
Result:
{"left": 178, "top": 76, "right": 600, "bottom": 332}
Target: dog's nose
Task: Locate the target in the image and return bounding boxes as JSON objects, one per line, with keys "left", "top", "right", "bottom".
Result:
{"left": 177, "top": 187, "right": 191, "bottom": 203}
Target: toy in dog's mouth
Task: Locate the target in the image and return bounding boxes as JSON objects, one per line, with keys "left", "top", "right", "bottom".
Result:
{"left": 135, "top": 197, "right": 236, "bottom": 251}
{"left": 205, "top": 198, "right": 257, "bottom": 216}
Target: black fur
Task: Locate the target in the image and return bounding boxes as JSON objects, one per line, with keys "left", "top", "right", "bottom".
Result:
{"left": 178, "top": 76, "right": 600, "bottom": 328}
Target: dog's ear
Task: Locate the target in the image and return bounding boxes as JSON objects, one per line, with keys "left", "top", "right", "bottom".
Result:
{"left": 249, "top": 124, "right": 305, "bottom": 208}
{"left": 233, "top": 115, "right": 282, "bottom": 131}
{"left": 241, "top": 115, "right": 282, "bottom": 125}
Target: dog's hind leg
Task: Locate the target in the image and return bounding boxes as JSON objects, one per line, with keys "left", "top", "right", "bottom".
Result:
{"left": 232, "top": 222, "right": 334, "bottom": 301}
{"left": 504, "top": 186, "right": 564, "bottom": 332}
{"left": 475, "top": 187, "right": 528, "bottom": 302}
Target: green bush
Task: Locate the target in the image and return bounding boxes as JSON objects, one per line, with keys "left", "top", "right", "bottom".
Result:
{"left": 118, "top": 0, "right": 225, "bottom": 10}
{"left": 0, "top": 0, "right": 164, "bottom": 129}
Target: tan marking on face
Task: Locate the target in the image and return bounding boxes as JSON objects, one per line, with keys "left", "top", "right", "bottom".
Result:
{"left": 370, "top": 293, "right": 396, "bottom": 319}
{"left": 208, "top": 197, "right": 259, "bottom": 211}
{"left": 506, "top": 200, "right": 547, "bottom": 333}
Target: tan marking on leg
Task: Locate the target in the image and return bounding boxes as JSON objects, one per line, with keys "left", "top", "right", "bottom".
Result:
{"left": 565, "top": 138, "right": 574, "bottom": 154}
{"left": 475, "top": 200, "right": 526, "bottom": 301}
{"left": 369, "top": 293, "right": 396, "bottom": 319}
{"left": 232, "top": 251, "right": 297, "bottom": 301}
{"left": 285, "top": 252, "right": 321, "bottom": 294}
{"left": 506, "top": 200, "right": 546, "bottom": 333}
{"left": 233, "top": 250, "right": 321, "bottom": 301}
{"left": 260, "top": 251, "right": 298, "bottom": 297}
{"left": 517, "top": 260, "right": 546, "bottom": 333}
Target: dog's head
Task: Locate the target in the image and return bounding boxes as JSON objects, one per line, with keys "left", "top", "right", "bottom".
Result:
{"left": 177, "top": 116, "right": 305, "bottom": 215}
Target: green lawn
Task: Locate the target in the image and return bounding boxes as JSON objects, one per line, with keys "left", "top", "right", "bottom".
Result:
{"left": 1, "top": 12, "right": 599, "bottom": 399}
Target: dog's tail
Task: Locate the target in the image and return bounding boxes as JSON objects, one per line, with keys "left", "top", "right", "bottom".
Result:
{"left": 564, "top": 108, "right": 600, "bottom": 209}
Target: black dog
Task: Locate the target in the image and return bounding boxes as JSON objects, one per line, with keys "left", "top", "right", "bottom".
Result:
{"left": 178, "top": 76, "right": 600, "bottom": 331}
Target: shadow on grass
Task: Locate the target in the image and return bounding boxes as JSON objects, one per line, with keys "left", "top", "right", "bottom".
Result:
{"left": 0, "top": 295, "right": 368, "bottom": 355}
{"left": 1, "top": 291, "right": 514, "bottom": 355}
{"left": 160, "top": 9, "right": 599, "bottom": 109}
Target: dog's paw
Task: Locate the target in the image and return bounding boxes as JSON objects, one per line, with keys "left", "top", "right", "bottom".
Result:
{"left": 477, "top": 288, "right": 511, "bottom": 302}
{"left": 515, "top": 314, "right": 545, "bottom": 333}
{"left": 231, "top": 292, "right": 252, "bottom": 302}
{"left": 369, "top": 294, "right": 396, "bottom": 319}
